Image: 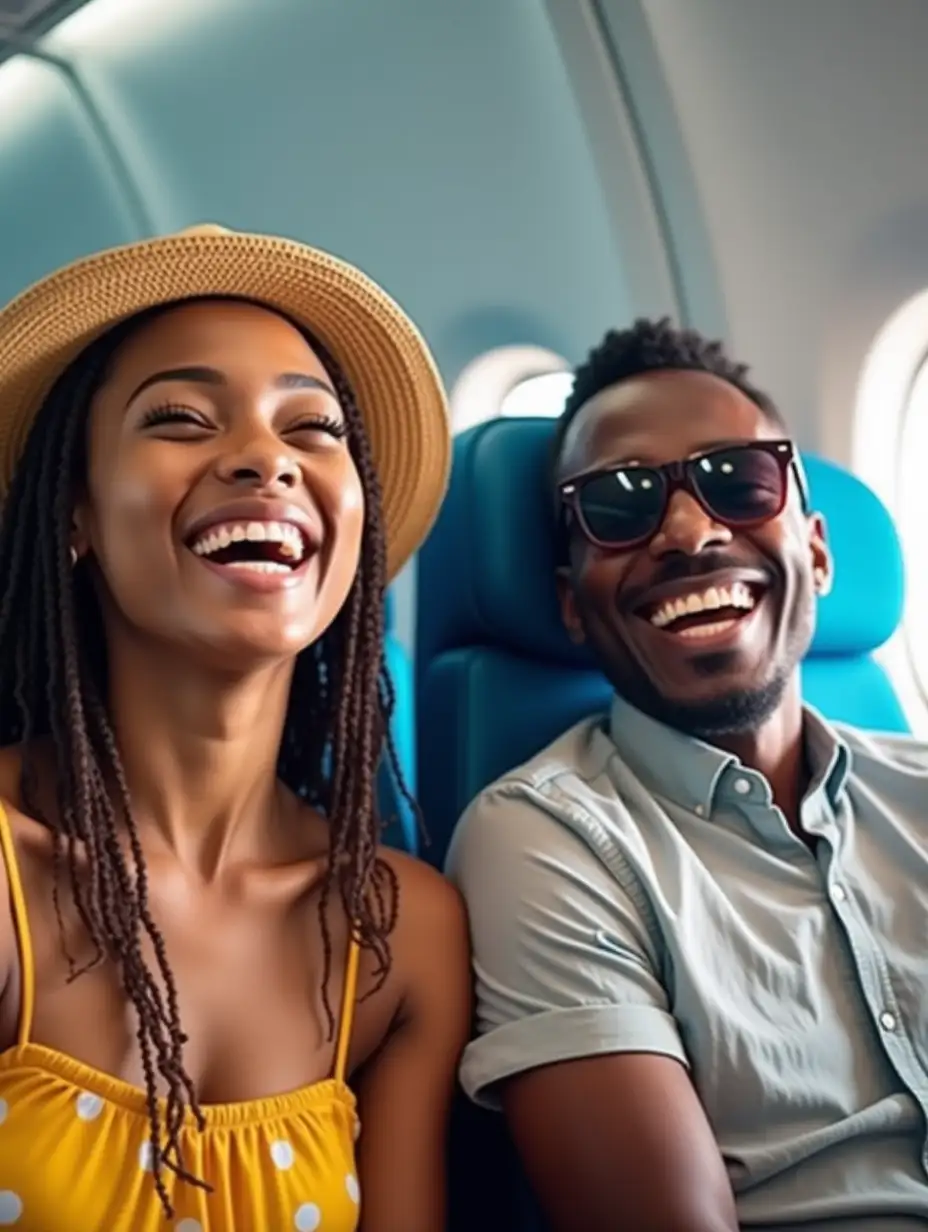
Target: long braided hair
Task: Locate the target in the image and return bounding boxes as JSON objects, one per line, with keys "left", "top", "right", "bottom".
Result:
{"left": 0, "top": 299, "right": 410, "bottom": 1216}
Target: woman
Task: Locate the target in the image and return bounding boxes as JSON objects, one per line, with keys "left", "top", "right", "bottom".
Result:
{"left": 0, "top": 225, "right": 470, "bottom": 1230}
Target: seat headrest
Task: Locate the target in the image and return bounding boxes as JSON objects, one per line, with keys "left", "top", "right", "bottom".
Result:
{"left": 417, "top": 416, "right": 904, "bottom": 665}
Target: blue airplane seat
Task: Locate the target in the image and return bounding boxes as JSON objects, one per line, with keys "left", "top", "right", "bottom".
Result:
{"left": 416, "top": 417, "right": 907, "bottom": 870}
{"left": 798, "top": 457, "right": 907, "bottom": 732}
{"left": 415, "top": 415, "right": 909, "bottom": 1232}
{"left": 378, "top": 589, "right": 419, "bottom": 854}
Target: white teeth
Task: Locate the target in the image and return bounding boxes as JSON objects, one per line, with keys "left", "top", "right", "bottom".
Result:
{"left": 190, "top": 520, "right": 305, "bottom": 563}
{"left": 221, "top": 560, "right": 291, "bottom": 575}
{"left": 676, "top": 618, "right": 738, "bottom": 640}
{"left": 650, "top": 582, "right": 757, "bottom": 629}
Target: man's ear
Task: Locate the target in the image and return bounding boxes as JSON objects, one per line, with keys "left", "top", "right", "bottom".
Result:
{"left": 556, "top": 567, "right": 586, "bottom": 644}
{"left": 808, "top": 511, "right": 833, "bottom": 598}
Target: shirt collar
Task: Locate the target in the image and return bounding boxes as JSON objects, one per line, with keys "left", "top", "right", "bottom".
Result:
{"left": 803, "top": 704, "right": 851, "bottom": 808}
{"left": 608, "top": 693, "right": 851, "bottom": 817}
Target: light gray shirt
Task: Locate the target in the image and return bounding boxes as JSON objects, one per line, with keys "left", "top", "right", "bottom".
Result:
{"left": 446, "top": 695, "right": 928, "bottom": 1229}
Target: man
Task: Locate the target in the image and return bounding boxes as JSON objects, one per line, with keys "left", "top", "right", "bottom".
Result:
{"left": 445, "top": 318, "right": 928, "bottom": 1232}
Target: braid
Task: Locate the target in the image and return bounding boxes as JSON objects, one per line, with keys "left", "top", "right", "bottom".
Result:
{"left": 0, "top": 305, "right": 400, "bottom": 1217}
{"left": 274, "top": 330, "right": 399, "bottom": 1034}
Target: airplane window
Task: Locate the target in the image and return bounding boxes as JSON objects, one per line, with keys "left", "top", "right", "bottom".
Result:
{"left": 896, "top": 354, "right": 928, "bottom": 701}
{"left": 855, "top": 290, "right": 928, "bottom": 734}
{"left": 450, "top": 345, "right": 571, "bottom": 435}
{"left": 500, "top": 370, "right": 574, "bottom": 419}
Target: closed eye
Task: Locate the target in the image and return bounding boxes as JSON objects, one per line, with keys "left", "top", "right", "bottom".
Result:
{"left": 137, "top": 405, "right": 348, "bottom": 443}
{"left": 138, "top": 403, "right": 212, "bottom": 431}
{"left": 286, "top": 414, "right": 348, "bottom": 441}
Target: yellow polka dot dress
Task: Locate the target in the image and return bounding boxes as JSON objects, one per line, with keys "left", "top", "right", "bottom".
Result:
{"left": 0, "top": 806, "right": 363, "bottom": 1230}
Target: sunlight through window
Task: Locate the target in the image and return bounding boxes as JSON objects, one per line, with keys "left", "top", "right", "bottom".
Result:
{"left": 450, "top": 345, "right": 571, "bottom": 434}
{"left": 855, "top": 291, "right": 928, "bottom": 734}
{"left": 499, "top": 370, "right": 574, "bottom": 419}
{"left": 897, "top": 356, "right": 928, "bottom": 703}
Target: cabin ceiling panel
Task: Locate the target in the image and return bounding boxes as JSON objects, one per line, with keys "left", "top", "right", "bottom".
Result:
{"left": 0, "top": 0, "right": 88, "bottom": 65}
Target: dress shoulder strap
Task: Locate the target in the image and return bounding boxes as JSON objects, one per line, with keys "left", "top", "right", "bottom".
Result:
{"left": 333, "top": 933, "right": 361, "bottom": 1084}
{"left": 0, "top": 802, "right": 35, "bottom": 1046}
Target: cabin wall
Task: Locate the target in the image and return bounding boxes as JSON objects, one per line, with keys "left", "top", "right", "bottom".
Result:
{"left": 0, "top": 57, "right": 139, "bottom": 298}
{"left": 596, "top": 0, "right": 928, "bottom": 462}
{"left": 4, "top": 0, "right": 649, "bottom": 380}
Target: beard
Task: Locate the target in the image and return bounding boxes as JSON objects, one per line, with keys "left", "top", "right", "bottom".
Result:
{"left": 595, "top": 625, "right": 806, "bottom": 742}
{"left": 572, "top": 564, "right": 817, "bottom": 744}
{"left": 620, "top": 657, "right": 791, "bottom": 739}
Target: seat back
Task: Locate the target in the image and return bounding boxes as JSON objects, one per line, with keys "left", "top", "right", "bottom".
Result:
{"left": 416, "top": 416, "right": 907, "bottom": 1232}
{"left": 797, "top": 458, "right": 907, "bottom": 731}
{"left": 416, "top": 417, "right": 907, "bottom": 869}
{"left": 378, "top": 589, "right": 418, "bottom": 853}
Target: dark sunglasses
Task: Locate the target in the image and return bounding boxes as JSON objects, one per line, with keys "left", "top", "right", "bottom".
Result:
{"left": 559, "top": 439, "right": 809, "bottom": 551}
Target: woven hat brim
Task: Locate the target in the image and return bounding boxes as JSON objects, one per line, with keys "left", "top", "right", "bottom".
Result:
{"left": 0, "top": 229, "right": 451, "bottom": 581}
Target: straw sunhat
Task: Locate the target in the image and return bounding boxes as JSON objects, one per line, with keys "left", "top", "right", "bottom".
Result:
{"left": 0, "top": 224, "right": 450, "bottom": 580}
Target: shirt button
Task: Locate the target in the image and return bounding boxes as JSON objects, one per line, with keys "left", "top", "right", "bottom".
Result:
{"left": 832, "top": 885, "right": 847, "bottom": 903}
{"left": 879, "top": 1011, "right": 897, "bottom": 1032}
{"left": 694, "top": 804, "right": 704, "bottom": 817}
{"left": 733, "top": 778, "right": 751, "bottom": 795}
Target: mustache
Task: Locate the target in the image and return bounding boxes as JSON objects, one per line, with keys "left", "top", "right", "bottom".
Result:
{"left": 623, "top": 552, "right": 772, "bottom": 607}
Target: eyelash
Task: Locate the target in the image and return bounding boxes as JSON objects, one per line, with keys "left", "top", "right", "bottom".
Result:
{"left": 138, "top": 403, "right": 205, "bottom": 428}
{"left": 138, "top": 403, "right": 349, "bottom": 439}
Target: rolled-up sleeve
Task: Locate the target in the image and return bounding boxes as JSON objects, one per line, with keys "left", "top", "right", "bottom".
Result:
{"left": 445, "top": 782, "right": 687, "bottom": 1108}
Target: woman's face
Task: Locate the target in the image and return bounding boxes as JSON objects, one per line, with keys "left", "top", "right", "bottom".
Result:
{"left": 74, "top": 299, "right": 366, "bottom": 669}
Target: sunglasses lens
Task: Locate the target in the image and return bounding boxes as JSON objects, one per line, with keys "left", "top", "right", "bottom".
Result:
{"left": 577, "top": 467, "right": 665, "bottom": 546}
{"left": 693, "top": 445, "right": 786, "bottom": 524}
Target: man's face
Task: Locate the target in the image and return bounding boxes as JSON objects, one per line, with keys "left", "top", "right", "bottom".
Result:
{"left": 555, "top": 369, "right": 831, "bottom": 738}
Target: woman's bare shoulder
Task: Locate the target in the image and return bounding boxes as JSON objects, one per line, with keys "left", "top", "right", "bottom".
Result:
{"left": 378, "top": 846, "right": 467, "bottom": 930}
{"left": 359, "top": 847, "right": 472, "bottom": 1082}
{"left": 375, "top": 847, "right": 470, "bottom": 993}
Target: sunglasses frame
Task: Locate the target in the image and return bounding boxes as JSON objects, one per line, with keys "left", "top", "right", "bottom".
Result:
{"left": 559, "top": 439, "right": 809, "bottom": 551}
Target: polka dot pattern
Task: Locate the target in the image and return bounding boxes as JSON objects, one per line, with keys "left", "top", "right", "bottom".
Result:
{"left": 270, "top": 1139, "right": 295, "bottom": 1170}
{"left": 75, "top": 1092, "right": 103, "bottom": 1121}
{"left": 2, "top": 1064, "right": 362, "bottom": 1230}
{"left": 294, "top": 1204, "right": 322, "bottom": 1231}
{"left": 0, "top": 1191, "right": 22, "bottom": 1225}
{"left": 0, "top": 1083, "right": 366, "bottom": 1231}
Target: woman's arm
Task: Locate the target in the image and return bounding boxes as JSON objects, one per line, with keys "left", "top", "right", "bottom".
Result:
{"left": 354, "top": 857, "right": 472, "bottom": 1232}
